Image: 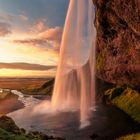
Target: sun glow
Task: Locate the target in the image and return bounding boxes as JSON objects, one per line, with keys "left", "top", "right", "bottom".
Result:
{"left": 0, "top": 38, "right": 58, "bottom": 65}
{"left": 0, "top": 68, "right": 56, "bottom": 77}
{"left": 0, "top": 40, "right": 17, "bottom": 62}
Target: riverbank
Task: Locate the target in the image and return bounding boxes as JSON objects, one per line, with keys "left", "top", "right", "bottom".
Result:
{"left": 0, "top": 89, "right": 24, "bottom": 114}
{"left": 0, "top": 89, "right": 65, "bottom": 140}
{"left": 0, "top": 115, "right": 65, "bottom": 140}
{"left": 0, "top": 77, "right": 65, "bottom": 140}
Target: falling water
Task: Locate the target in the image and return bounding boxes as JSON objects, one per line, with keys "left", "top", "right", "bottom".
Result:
{"left": 51, "top": 0, "right": 96, "bottom": 128}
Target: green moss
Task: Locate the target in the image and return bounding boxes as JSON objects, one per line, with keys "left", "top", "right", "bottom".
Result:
{"left": 105, "top": 86, "right": 125, "bottom": 100}
{"left": 0, "top": 128, "right": 40, "bottom": 140}
{"left": 0, "top": 115, "right": 65, "bottom": 140}
{"left": 96, "top": 49, "right": 105, "bottom": 70}
{"left": 117, "top": 133, "right": 140, "bottom": 140}
{"left": 104, "top": 87, "right": 140, "bottom": 124}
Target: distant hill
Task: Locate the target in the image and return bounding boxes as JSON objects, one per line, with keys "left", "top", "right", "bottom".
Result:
{"left": 21, "top": 78, "right": 55, "bottom": 95}
{"left": 0, "top": 62, "right": 56, "bottom": 71}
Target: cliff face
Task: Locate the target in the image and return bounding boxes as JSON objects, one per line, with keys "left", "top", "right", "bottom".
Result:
{"left": 93, "top": 0, "right": 140, "bottom": 86}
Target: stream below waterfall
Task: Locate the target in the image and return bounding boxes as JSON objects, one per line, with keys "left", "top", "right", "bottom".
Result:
{"left": 7, "top": 90, "right": 139, "bottom": 140}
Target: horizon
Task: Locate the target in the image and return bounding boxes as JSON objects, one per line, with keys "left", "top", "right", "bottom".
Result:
{"left": 0, "top": 62, "right": 56, "bottom": 78}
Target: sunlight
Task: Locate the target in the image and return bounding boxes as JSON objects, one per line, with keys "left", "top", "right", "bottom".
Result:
{"left": 0, "top": 39, "right": 58, "bottom": 65}
{"left": 0, "top": 41, "right": 16, "bottom": 62}
{"left": 0, "top": 68, "right": 56, "bottom": 77}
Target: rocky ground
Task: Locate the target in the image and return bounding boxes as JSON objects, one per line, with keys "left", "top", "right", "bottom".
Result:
{"left": 105, "top": 87, "right": 140, "bottom": 140}
{"left": 93, "top": 79, "right": 139, "bottom": 139}
{"left": 0, "top": 116, "right": 65, "bottom": 140}
{"left": 0, "top": 78, "right": 64, "bottom": 140}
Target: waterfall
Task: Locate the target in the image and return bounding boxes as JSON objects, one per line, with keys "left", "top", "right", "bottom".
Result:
{"left": 51, "top": 0, "right": 96, "bottom": 128}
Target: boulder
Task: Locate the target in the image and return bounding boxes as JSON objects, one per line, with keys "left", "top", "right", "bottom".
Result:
{"left": 0, "top": 116, "right": 20, "bottom": 134}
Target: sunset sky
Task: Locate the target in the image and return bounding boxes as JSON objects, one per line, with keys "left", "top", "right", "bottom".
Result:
{"left": 0, "top": 0, "right": 69, "bottom": 77}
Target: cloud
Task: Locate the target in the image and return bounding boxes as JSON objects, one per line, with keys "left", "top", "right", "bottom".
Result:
{"left": 13, "top": 38, "right": 58, "bottom": 53}
{"left": 0, "top": 22, "right": 11, "bottom": 37}
{"left": 0, "top": 14, "right": 14, "bottom": 22}
{"left": 19, "top": 15, "right": 28, "bottom": 21}
{"left": 13, "top": 38, "right": 48, "bottom": 46}
{"left": 39, "top": 26, "right": 63, "bottom": 43}
{"left": 30, "top": 20, "right": 46, "bottom": 33}
{"left": 13, "top": 26, "right": 63, "bottom": 53}
{"left": 0, "top": 62, "right": 55, "bottom": 71}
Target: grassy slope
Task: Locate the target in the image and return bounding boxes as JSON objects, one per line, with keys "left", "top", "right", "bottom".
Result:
{"left": 21, "top": 78, "right": 54, "bottom": 95}
{"left": 105, "top": 87, "right": 140, "bottom": 123}
{"left": 104, "top": 87, "right": 140, "bottom": 139}
{"left": 0, "top": 116, "right": 64, "bottom": 140}
{"left": 0, "top": 128, "right": 63, "bottom": 140}
{"left": 0, "top": 128, "right": 39, "bottom": 140}
{"left": 117, "top": 133, "right": 140, "bottom": 140}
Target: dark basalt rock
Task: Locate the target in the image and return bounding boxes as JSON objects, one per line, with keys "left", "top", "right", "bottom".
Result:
{"left": 93, "top": 0, "right": 140, "bottom": 86}
{"left": 90, "top": 133, "right": 99, "bottom": 139}
{"left": 0, "top": 116, "right": 20, "bottom": 134}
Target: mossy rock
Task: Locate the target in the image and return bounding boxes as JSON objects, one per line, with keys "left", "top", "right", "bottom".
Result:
{"left": 104, "top": 87, "right": 140, "bottom": 124}
{"left": 0, "top": 128, "right": 40, "bottom": 140}
{"left": 0, "top": 116, "right": 65, "bottom": 140}
{"left": 117, "top": 133, "right": 140, "bottom": 140}
{"left": 96, "top": 49, "right": 105, "bottom": 71}
{"left": 104, "top": 86, "right": 125, "bottom": 100}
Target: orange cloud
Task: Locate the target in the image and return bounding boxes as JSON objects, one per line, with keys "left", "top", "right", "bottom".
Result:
{"left": 30, "top": 20, "right": 46, "bottom": 33}
{"left": 39, "top": 26, "right": 62, "bottom": 43}
{"left": 13, "top": 26, "right": 63, "bottom": 53}
{"left": 13, "top": 38, "right": 48, "bottom": 46}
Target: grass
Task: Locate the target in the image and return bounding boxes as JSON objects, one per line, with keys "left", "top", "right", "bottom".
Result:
{"left": 0, "top": 128, "right": 39, "bottom": 140}
{"left": 105, "top": 86, "right": 140, "bottom": 140}
{"left": 105, "top": 87, "right": 140, "bottom": 123}
{"left": 117, "top": 133, "right": 140, "bottom": 140}
{"left": 0, "top": 116, "right": 65, "bottom": 140}
{"left": 0, "top": 128, "right": 64, "bottom": 140}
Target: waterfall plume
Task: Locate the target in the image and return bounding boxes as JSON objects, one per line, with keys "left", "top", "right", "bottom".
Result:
{"left": 51, "top": 0, "right": 96, "bottom": 128}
